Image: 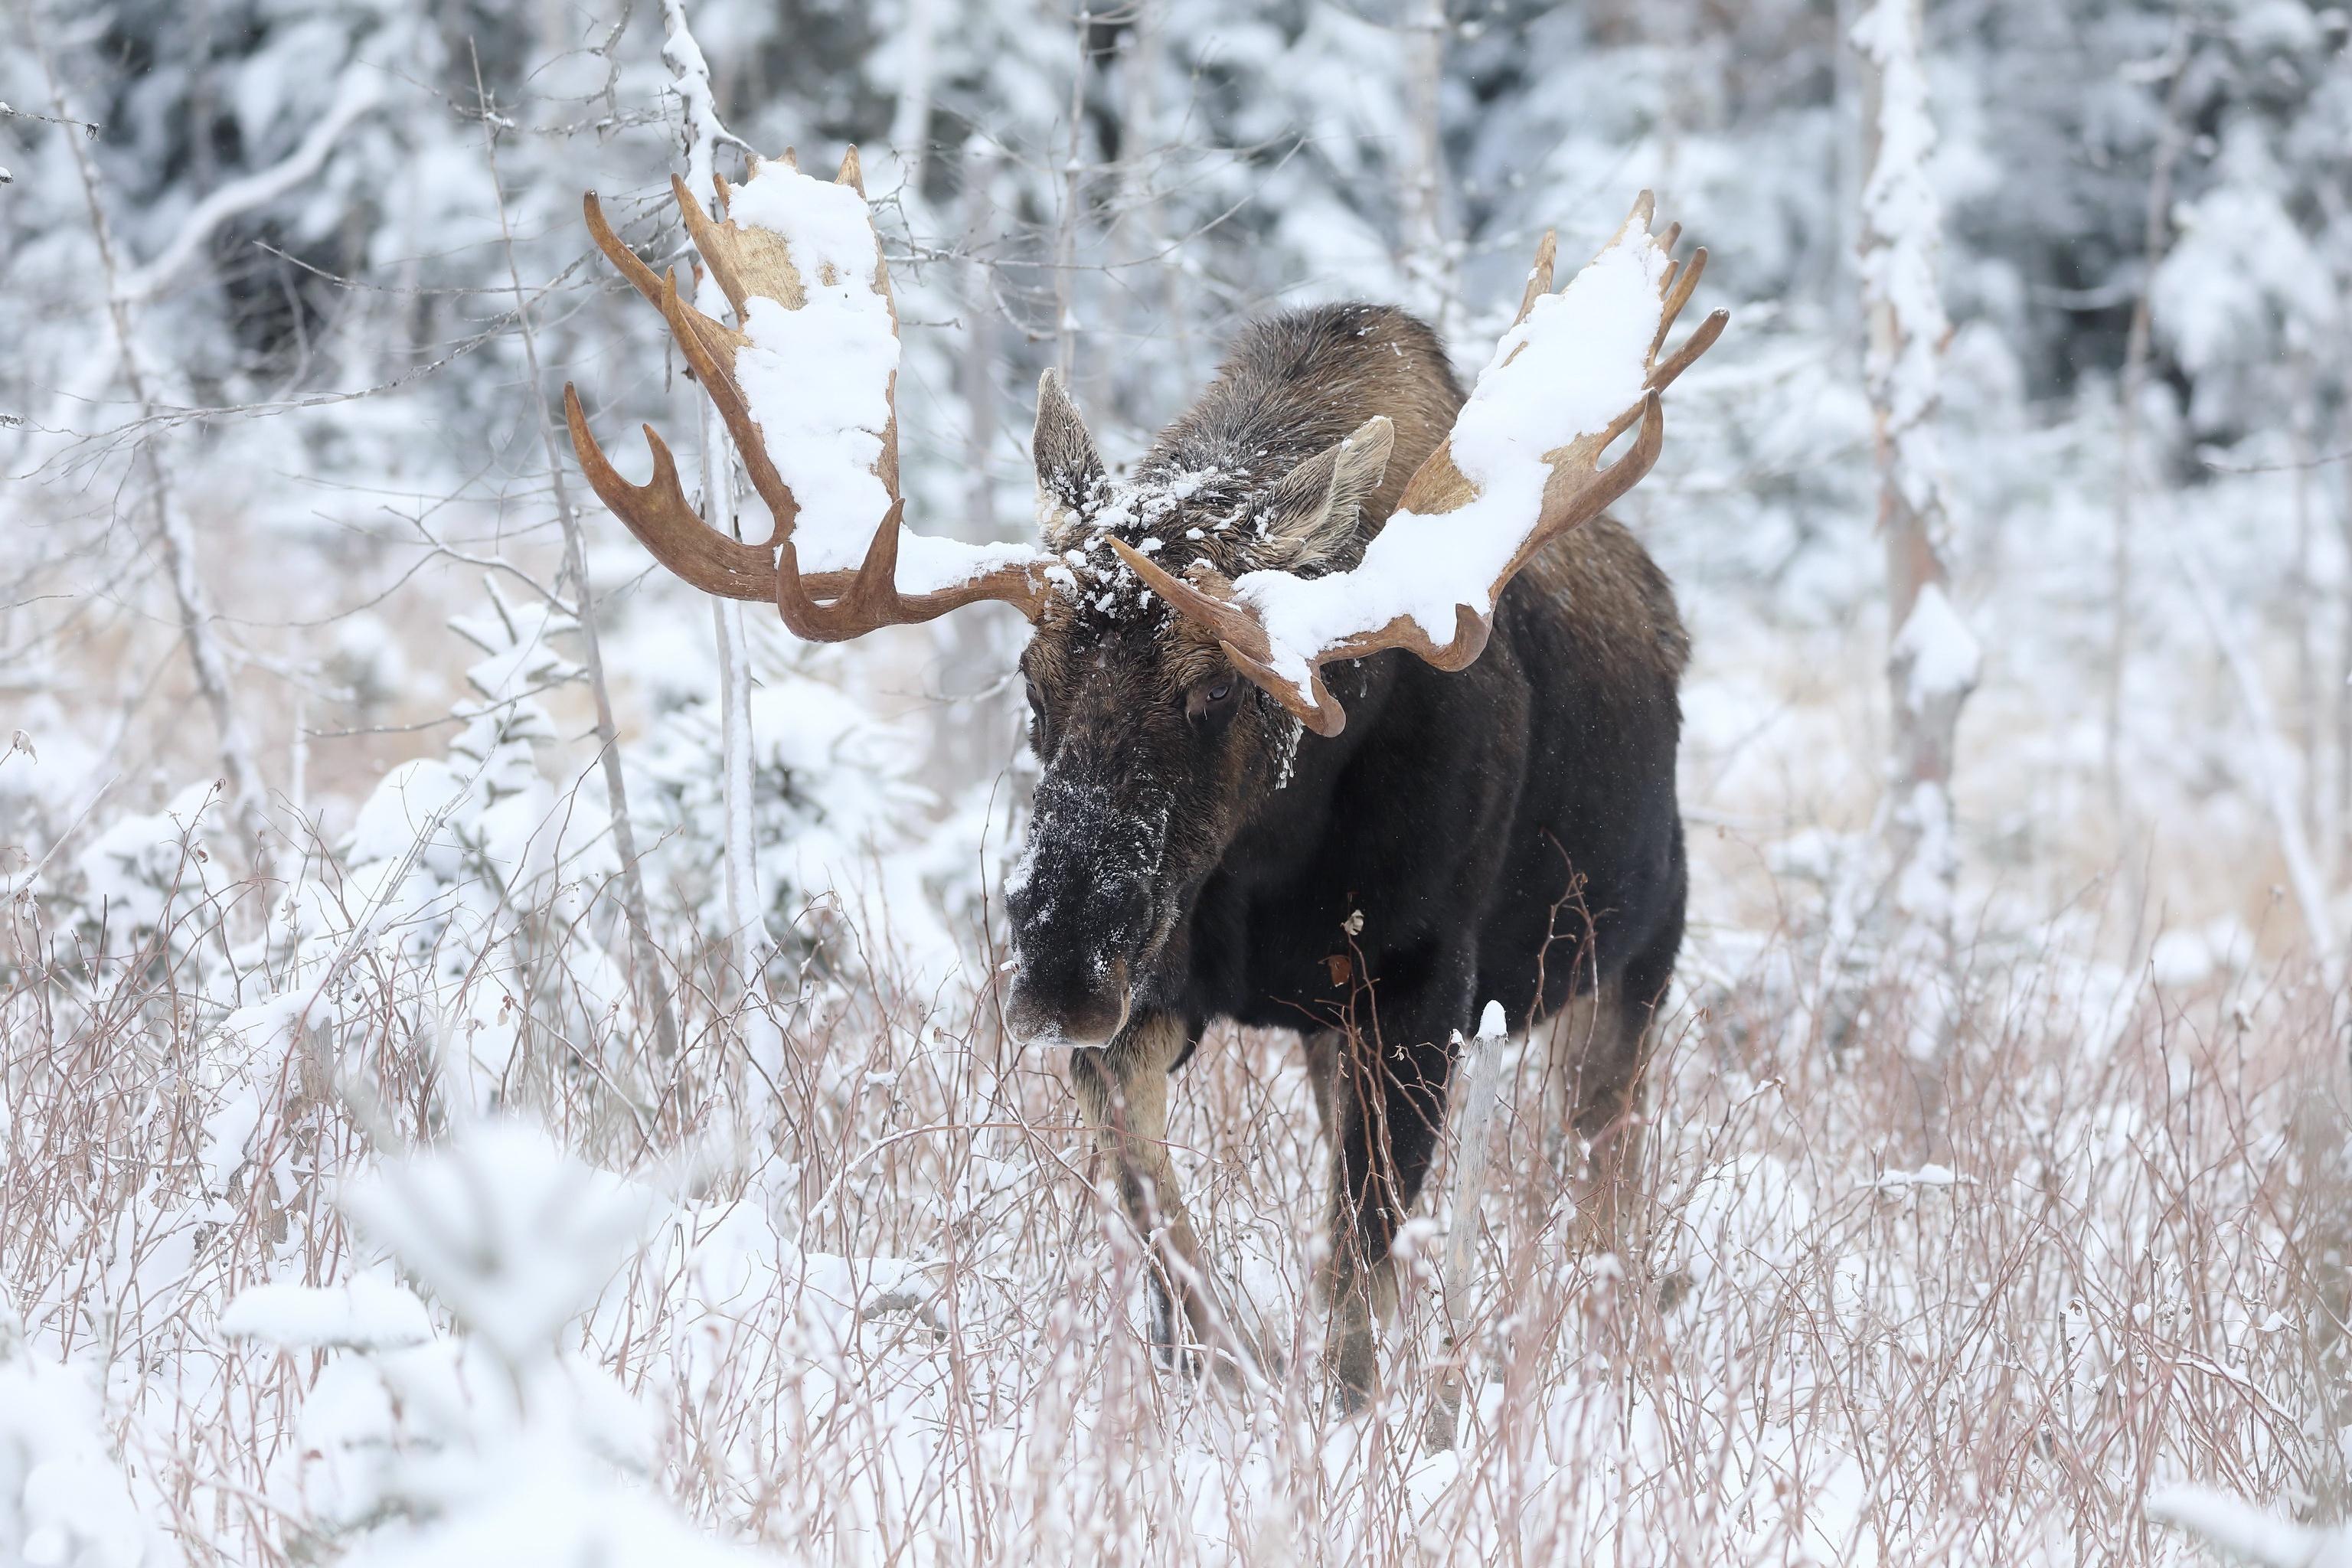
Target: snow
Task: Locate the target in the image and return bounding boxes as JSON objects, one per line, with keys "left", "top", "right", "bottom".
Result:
{"left": 1228, "top": 212, "right": 1668, "bottom": 690}
{"left": 220, "top": 1278, "right": 434, "bottom": 1351}
{"left": 2147, "top": 1484, "right": 2352, "bottom": 1567}
{"left": 0, "top": 1313, "right": 168, "bottom": 1568}
{"left": 1890, "top": 581, "right": 1981, "bottom": 707}
{"left": 338, "top": 1123, "right": 665, "bottom": 1368}
{"left": 723, "top": 159, "right": 1047, "bottom": 597}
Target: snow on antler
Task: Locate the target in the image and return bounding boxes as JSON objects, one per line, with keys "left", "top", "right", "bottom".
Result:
{"left": 564, "top": 149, "right": 1053, "bottom": 638}
{"left": 1110, "top": 194, "right": 1725, "bottom": 736}
{"left": 1240, "top": 214, "right": 1672, "bottom": 680}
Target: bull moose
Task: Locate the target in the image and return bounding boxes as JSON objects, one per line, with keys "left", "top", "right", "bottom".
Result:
{"left": 564, "top": 148, "right": 1723, "bottom": 1401}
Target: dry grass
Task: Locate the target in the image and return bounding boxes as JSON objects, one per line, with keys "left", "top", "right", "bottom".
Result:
{"left": 4, "top": 807, "right": 2340, "bottom": 1566}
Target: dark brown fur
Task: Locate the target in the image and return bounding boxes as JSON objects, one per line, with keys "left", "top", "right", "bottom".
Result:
{"left": 1005, "top": 304, "right": 1688, "bottom": 1399}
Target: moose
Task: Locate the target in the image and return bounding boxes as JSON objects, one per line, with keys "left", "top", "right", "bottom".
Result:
{"left": 564, "top": 148, "right": 1723, "bottom": 1401}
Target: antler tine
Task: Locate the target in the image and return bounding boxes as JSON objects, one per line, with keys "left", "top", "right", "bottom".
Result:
{"left": 1108, "top": 199, "right": 1723, "bottom": 738}
{"left": 563, "top": 384, "right": 777, "bottom": 601}
{"left": 1653, "top": 305, "right": 1730, "bottom": 394}
{"left": 583, "top": 192, "right": 668, "bottom": 309}
{"left": 1511, "top": 230, "right": 1558, "bottom": 328}
{"left": 1649, "top": 245, "right": 1707, "bottom": 366}
{"left": 650, "top": 264, "right": 802, "bottom": 551}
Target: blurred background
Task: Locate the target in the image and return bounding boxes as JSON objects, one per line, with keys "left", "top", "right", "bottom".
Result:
{"left": 5, "top": 0, "right": 2347, "bottom": 970}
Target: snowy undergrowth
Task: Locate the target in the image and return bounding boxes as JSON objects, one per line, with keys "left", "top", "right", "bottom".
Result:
{"left": 3, "top": 824, "right": 2339, "bottom": 1565}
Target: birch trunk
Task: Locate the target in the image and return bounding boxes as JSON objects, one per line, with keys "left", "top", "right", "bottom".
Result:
{"left": 1399, "top": 0, "right": 1453, "bottom": 338}
{"left": 38, "top": 34, "right": 270, "bottom": 858}
{"left": 662, "top": 0, "right": 769, "bottom": 994}
{"left": 1854, "top": 0, "right": 1977, "bottom": 969}
{"left": 888, "top": 0, "right": 939, "bottom": 197}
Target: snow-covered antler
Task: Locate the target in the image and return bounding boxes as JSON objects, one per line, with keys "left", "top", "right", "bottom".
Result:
{"left": 563, "top": 148, "right": 1054, "bottom": 640}
{"left": 1110, "top": 192, "right": 1726, "bottom": 737}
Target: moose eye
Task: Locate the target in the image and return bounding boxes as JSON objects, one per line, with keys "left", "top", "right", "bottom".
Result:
{"left": 1187, "top": 676, "right": 1241, "bottom": 730}
{"left": 1024, "top": 678, "right": 1057, "bottom": 751}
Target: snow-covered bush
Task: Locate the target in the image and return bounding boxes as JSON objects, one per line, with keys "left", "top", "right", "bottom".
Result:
{"left": 633, "top": 627, "right": 943, "bottom": 979}
{"left": 221, "top": 1121, "right": 752, "bottom": 1564}
{"left": 0, "top": 1308, "right": 168, "bottom": 1568}
{"left": 283, "top": 578, "right": 632, "bottom": 1109}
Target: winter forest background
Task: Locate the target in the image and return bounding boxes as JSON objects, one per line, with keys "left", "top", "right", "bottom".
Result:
{"left": 5, "top": 0, "right": 2352, "bottom": 1562}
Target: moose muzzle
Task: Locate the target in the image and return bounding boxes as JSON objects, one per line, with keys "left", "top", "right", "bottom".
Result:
{"left": 1004, "top": 773, "right": 1162, "bottom": 1046}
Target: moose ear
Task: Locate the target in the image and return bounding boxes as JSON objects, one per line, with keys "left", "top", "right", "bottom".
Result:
{"left": 1259, "top": 416, "right": 1396, "bottom": 570}
{"left": 1032, "top": 370, "right": 1106, "bottom": 546}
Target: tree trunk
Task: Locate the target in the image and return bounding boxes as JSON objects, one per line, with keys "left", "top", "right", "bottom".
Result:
{"left": 1399, "top": 0, "right": 1452, "bottom": 337}
{"left": 473, "top": 50, "right": 681, "bottom": 1060}
{"left": 2107, "top": 16, "right": 2194, "bottom": 810}
{"left": 1854, "top": 0, "right": 1977, "bottom": 1026}
{"left": 38, "top": 31, "right": 271, "bottom": 859}
{"left": 652, "top": 0, "right": 771, "bottom": 1004}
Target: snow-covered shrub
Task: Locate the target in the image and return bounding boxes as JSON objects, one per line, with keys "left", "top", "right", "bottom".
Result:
{"left": 222, "top": 1121, "right": 753, "bottom": 1565}
{"left": 0, "top": 1308, "right": 168, "bottom": 1568}
{"left": 634, "top": 626, "right": 946, "bottom": 978}
{"left": 285, "top": 579, "right": 632, "bottom": 1109}
{"left": 61, "top": 782, "right": 230, "bottom": 952}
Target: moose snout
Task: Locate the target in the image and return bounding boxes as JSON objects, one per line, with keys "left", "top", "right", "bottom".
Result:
{"left": 1005, "top": 872, "right": 1150, "bottom": 1047}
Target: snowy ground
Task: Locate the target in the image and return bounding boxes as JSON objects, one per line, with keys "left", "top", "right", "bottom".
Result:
{"left": 3, "top": 700, "right": 2339, "bottom": 1564}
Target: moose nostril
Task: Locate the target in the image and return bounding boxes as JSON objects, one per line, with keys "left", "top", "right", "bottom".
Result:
{"left": 1089, "top": 874, "right": 1150, "bottom": 936}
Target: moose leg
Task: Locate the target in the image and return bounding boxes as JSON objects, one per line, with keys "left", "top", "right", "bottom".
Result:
{"left": 1545, "top": 979, "right": 1649, "bottom": 1248}
{"left": 1547, "top": 916, "right": 1678, "bottom": 1250}
{"left": 1070, "top": 1012, "right": 1232, "bottom": 1374}
{"left": 1324, "top": 1019, "right": 1458, "bottom": 1406}
{"left": 1300, "top": 1027, "right": 1344, "bottom": 1142}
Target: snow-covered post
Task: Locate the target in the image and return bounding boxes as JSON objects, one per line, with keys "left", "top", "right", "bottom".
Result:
{"left": 660, "top": 2, "right": 768, "bottom": 995}
{"left": 1853, "top": 0, "right": 1978, "bottom": 957}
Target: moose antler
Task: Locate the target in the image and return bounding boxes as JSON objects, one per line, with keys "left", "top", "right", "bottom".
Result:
{"left": 1109, "top": 192, "right": 1726, "bottom": 737}
{"left": 563, "top": 147, "right": 1053, "bottom": 640}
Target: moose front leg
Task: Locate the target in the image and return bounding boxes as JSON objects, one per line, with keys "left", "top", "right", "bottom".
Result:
{"left": 1324, "top": 1020, "right": 1459, "bottom": 1407}
{"left": 1070, "top": 1012, "right": 1237, "bottom": 1377}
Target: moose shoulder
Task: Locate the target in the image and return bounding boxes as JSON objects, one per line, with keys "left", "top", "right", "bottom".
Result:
{"left": 564, "top": 152, "right": 1722, "bottom": 1403}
